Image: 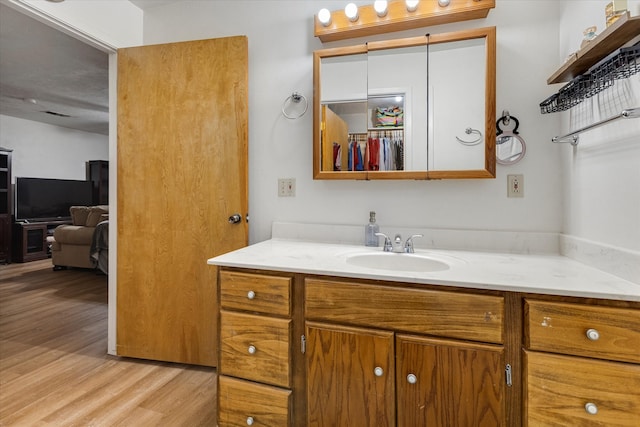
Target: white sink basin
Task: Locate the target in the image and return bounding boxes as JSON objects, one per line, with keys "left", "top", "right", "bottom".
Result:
{"left": 346, "top": 252, "right": 451, "bottom": 272}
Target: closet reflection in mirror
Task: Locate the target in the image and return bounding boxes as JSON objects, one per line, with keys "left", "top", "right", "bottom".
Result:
{"left": 313, "top": 27, "right": 496, "bottom": 180}
{"left": 324, "top": 97, "right": 407, "bottom": 172}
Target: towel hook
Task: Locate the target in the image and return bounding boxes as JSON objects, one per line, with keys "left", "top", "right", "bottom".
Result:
{"left": 496, "top": 115, "right": 520, "bottom": 135}
{"left": 455, "top": 127, "right": 483, "bottom": 145}
{"left": 282, "top": 91, "right": 308, "bottom": 119}
{"left": 501, "top": 110, "right": 511, "bottom": 126}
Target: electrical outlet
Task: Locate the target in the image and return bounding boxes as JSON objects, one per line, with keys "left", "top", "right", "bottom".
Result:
{"left": 507, "top": 174, "right": 524, "bottom": 198}
{"left": 278, "top": 178, "right": 296, "bottom": 197}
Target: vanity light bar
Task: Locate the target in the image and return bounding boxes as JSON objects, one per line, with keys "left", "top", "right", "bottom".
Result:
{"left": 314, "top": 0, "right": 495, "bottom": 42}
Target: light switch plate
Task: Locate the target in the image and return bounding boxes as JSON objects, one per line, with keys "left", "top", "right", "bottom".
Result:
{"left": 278, "top": 178, "right": 296, "bottom": 197}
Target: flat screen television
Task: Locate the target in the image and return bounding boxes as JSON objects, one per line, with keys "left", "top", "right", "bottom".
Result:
{"left": 15, "top": 177, "right": 93, "bottom": 222}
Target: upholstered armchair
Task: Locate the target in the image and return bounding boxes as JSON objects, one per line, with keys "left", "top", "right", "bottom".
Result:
{"left": 51, "top": 205, "right": 108, "bottom": 271}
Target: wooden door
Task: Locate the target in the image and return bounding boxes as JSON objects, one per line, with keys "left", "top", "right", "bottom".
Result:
{"left": 396, "top": 334, "right": 505, "bottom": 426}
{"left": 321, "top": 105, "right": 348, "bottom": 171}
{"left": 116, "top": 36, "right": 248, "bottom": 367}
{"left": 306, "top": 322, "right": 395, "bottom": 426}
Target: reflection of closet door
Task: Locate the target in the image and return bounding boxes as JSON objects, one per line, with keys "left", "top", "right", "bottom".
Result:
{"left": 117, "top": 36, "right": 248, "bottom": 367}
{"left": 322, "top": 105, "right": 349, "bottom": 171}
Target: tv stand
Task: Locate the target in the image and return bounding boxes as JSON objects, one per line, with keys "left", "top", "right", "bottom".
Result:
{"left": 12, "top": 220, "right": 70, "bottom": 263}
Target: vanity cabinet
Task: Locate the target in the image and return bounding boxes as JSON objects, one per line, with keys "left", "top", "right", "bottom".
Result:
{"left": 217, "top": 270, "right": 298, "bottom": 426}
{"left": 524, "top": 299, "right": 640, "bottom": 426}
{"left": 215, "top": 266, "right": 640, "bottom": 426}
{"left": 304, "top": 278, "right": 507, "bottom": 426}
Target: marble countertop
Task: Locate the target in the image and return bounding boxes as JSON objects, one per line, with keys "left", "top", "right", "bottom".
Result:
{"left": 208, "top": 239, "right": 640, "bottom": 302}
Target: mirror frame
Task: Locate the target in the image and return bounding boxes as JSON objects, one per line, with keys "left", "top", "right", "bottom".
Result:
{"left": 313, "top": 27, "right": 496, "bottom": 180}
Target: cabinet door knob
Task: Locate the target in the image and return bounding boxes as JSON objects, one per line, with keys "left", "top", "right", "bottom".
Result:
{"left": 374, "top": 367, "right": 384, "bottom": 377}
{"left": 246, "top": 416, "right": 254, "bottom": 425}
{"left": 584, "top": 402, "right": 598, "bottom": 415}
{"left": 247, "top": 290, "right": 256, "bottom": 300}
{"left": 586, "top": 328, "right": 600, "bottom": 341}
{"left": 248, "top": 345, "right": 256, "bottom": 355}
{"left": 407, "top": 373, "right": 417, "bottom": 384}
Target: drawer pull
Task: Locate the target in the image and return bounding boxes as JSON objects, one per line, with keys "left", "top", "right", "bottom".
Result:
{"left": 407, "top": 373, "right": 417, "bottom": 384}
{"left": 246, "top": 416, "right": 255, "bottom": 425}
{"left": 374, "top": 367, "right": 384, "bottom": 377}
{"left": 248, "top": 345, "right": 256, "bottom": 355}
{"left": 247, "top": 290, "right": 256, "bottom": 300}
{"left": 584, "top": 402, "right": 598, "bottom": 415}
{"left": 586, "top": 328, "right": 600, "bottom": 341}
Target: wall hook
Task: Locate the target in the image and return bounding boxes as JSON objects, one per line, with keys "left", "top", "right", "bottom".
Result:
{"left": 501, "top": 110, "right": 511, "bottom": 126}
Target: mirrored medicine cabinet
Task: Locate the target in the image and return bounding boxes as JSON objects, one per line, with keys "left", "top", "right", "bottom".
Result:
{"left": 313, "top": 27, "right": 496, "bottom": 180}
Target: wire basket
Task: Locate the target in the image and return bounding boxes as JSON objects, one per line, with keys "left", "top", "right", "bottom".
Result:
{"left": 540, "top": 43, "right": 640, "bottom": 114}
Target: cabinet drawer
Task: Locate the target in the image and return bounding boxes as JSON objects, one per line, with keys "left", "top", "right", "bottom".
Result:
{"left": 219, "top": 270, "right": 292, "bottom": 316}
{"left": 305, "top": 278, "right": 504, "bottom": 344}
{"left": 218, "top": 376, "right": 291, "bottom": 427}
{"left": 525, "top": 351, "right": 640, "bottom": 426}
{"left": 219, "top": 311, "right": 291, "bottom": 387}
{"left": 525, "top": 299, "right": 640, "bottom": 363}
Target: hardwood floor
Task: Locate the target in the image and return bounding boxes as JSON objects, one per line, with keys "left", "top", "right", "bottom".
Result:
{"left": 0, "top": 260, "right": 216, "bottom": 426}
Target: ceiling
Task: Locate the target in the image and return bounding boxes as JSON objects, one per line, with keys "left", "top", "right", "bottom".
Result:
{"left": 0, "top": 3, "right": 110, "bottom": 135}
{"left": 0, "top": 1, "right": 191, "bottom": 136}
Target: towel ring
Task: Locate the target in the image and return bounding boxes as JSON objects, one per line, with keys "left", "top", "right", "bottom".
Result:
{"left": 496, "top": 114, "right": 526, "bottom": 165}
{"left": 282, "top": 92, "right": 308, "bottom": 120}
{"left": 455, "top": 128, "right": 483, "bottom": 145}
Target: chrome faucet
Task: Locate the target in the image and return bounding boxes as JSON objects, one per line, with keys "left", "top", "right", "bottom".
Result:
{"left": 375, "top": 233, "right": 393, "bottom": 252}
{"left": 404, "top": 234, "right": 424, "bottom": 253}
{"left": 375, "top": 233, "right": 422, "bottom": 253}
{"left": 375, "top": 232, "right": 424, "bottom": 253}
{"left": 393, "top": 234, "right": 403, "bottom": 252}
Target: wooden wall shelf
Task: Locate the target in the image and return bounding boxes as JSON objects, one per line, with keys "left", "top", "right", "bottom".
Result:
{"left": 314, "top": 0, "right": 495, "bottom": 43}
{"left": 547, "top": 12, "right": 640, "bottom": 84}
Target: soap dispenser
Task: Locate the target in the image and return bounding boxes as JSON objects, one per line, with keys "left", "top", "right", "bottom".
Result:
{"left": 365, "top": 211, "right": 380, "bottom": 247}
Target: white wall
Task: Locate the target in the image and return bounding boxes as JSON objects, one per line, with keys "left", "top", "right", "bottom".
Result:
{"left": 141, "top": 0, "right": 564, "bottom": 245}
{"left": 0, "top": 114, "right": 108, "bottom": 181}
{"left": 9, "top": 0, "right": 143, "bottom": 49}
{"left": 558, "top": 0, "right": 640, "bottom": 251}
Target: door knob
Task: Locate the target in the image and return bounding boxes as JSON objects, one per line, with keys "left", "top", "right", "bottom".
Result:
{"left": 228, "top": 213, "right": 242, "bottom": 224}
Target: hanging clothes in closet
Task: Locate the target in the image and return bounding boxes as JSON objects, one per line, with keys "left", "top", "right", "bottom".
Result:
{"left": 348, "top": 133, "right": 367, "bottom": 171}
{"left": 368, "top": 129, "right": 404, "bottom": 171}
{"left": 332, "top": 142, "right": 341, "bottom": 171}
{"left": 347, "top": 131, "right": 404, "bottom": 171}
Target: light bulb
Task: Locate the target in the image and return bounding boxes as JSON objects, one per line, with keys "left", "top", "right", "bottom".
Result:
{"left": 374, "top": 0, "right": 388, "bottom": 17}
{"left": 406, "top": 0, "right": 419, "bottom": 12}
{"left": 345, "top": 3, "right": 359, "bottom": 22}
{"left": 438, "top": 0, "right": 450, "bottom": 6}
{"left": 318, "top": 8, "right": 331, "bottom": 26}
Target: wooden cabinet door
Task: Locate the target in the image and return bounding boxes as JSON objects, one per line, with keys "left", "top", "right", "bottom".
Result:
{"left": 396, "top": 334, "right": 505, "bottom": 427}
{"left": 321, "top": 105, "right": 349, "bottom": 172}
{"left": 116, "top": 36, "right": 248, "bottom": 366}
{"left": 306, "top": 322, "right": 395, "bottom": 427}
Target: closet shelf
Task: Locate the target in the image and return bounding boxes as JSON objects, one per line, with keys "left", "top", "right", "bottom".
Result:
{"left": 547, "top": 12, "right": 640, "bottom": 84}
